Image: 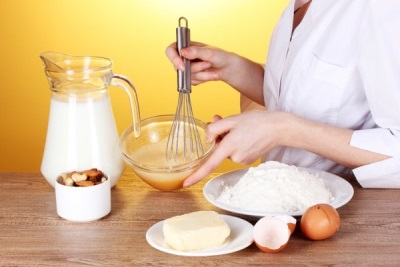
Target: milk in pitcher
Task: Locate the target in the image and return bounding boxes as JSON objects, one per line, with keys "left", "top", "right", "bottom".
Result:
{"left": 41, "top": 90, "right": 124, "bottom": 187}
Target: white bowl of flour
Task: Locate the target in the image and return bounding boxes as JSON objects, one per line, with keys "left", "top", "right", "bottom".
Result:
{"left": 203, "top": 161, "right": 354, "bottom": 217}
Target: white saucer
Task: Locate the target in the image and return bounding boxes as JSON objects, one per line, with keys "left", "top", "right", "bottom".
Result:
{"left": 146, "top": 214, "right": 254, "bottom": 256}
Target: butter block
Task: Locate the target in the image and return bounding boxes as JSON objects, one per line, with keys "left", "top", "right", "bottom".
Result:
{"left": 163, "top": 211, "right": 231, "bottom": 251}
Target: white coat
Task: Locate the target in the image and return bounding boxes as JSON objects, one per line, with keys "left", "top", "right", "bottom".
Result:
{"left": 262, "top": 0, "right": 400, "bottom": 188}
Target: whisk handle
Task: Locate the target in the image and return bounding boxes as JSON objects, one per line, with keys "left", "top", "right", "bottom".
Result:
{"left": 176, "top": 17, "right": 191, "bottom": 93}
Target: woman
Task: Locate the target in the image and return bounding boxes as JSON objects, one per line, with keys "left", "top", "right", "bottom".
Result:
{"left": 166, "top": 0, "right": 400, "bottom": 188}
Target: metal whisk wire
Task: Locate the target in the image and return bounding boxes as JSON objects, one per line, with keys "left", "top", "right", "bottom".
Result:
{"left": 166, "top": 17, "right": 205, "bottom": 164}
{"left": 166, "top": 92, "right": 204, "bottom": 164}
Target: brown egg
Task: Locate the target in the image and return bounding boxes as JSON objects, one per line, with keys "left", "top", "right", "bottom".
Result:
{"left": 300, "top": 204, "right": 340, "bottom": 241}
{"left": 253, "top": 216, "right": 296, "bottom": 253}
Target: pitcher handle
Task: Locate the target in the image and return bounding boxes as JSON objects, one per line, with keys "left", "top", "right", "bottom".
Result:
{"left": 110, "top": 74, "right": 141, "bottom": 138}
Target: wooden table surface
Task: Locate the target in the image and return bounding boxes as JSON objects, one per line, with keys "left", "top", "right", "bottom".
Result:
{"left": 0, "top": 172, "right": 399, "bottom": 266}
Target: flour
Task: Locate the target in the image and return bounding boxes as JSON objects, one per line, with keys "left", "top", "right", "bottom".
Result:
{"left": 217, "top": 161, "right": 335, "bottom": 213}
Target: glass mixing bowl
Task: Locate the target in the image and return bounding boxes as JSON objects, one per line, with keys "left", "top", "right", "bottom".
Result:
{"left": 120, "top": 115, "right": 216, "bottom": 191}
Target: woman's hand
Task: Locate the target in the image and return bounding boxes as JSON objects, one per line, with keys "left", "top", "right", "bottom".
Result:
{"left": 183, "top": 111, "right": 293, "bottom": 187}
{"left": 165, "top": 42, "right": 237, "bottom": 85}
{"left": 165, "top": 42, "right": 265, "bottom": 105}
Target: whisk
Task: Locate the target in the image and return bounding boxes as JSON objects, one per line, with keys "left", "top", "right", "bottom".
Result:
{"left": 166, "top": 17, "right": 205, "bottom": 164}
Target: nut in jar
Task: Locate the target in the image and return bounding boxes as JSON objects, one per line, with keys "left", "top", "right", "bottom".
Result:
{"left": 58, "top": 168, "right": 108, "bottom": 187}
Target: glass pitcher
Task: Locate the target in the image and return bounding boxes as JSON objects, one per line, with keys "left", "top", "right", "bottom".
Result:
{"left": 40, "top": 52, "right": 141, "bottom": 188}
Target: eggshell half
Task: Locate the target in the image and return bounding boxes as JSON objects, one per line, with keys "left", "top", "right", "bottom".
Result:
{"left": 253, "top": 216, "right": 291, "bottom": 253}
{"left": 275, "top": 215, "right": 297, "bottom": 234}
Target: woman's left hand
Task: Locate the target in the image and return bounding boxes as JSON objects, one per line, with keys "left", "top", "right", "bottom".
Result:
{"left": 183, "top": 110, "right": 292, "bottom": 187}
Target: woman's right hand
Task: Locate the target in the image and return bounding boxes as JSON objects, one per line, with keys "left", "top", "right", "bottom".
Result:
{"left": 165, "top": 42, "right": 238, "bottom": 86}
{"left": 165, "top": 42, "right": 265, "bottom": 105}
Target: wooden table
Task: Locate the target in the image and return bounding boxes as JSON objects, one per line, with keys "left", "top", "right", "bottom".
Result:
{"left": 1, "top": 172, "right": 399, "bottom": 266}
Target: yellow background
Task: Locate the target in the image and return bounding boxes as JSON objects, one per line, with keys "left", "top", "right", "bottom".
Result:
{"left": 0, "top": 0, "right": 288, "bottom": 173}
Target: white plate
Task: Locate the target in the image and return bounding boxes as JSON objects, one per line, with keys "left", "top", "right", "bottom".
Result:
{"left": 203, "top": 167, "right": 354, "bottom": 217}
{"left": 146, "top": 214, "right": 254, "bottom": 257}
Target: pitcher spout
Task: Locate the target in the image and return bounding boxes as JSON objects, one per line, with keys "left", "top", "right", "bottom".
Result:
{"left": 40, "top": 51, "right": 71, "bottom": 72}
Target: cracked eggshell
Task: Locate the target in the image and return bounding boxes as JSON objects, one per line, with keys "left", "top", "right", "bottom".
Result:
{"left": 253, "top": 216, "right": 292, "bottom": 253}
{"left": 275, "top": 215, "right": 297, "bottom": 234}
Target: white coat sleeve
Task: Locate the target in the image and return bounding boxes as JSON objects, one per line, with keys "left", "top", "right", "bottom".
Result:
{"left": 351, "top": 0, "right": 400, "bottom": 188}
